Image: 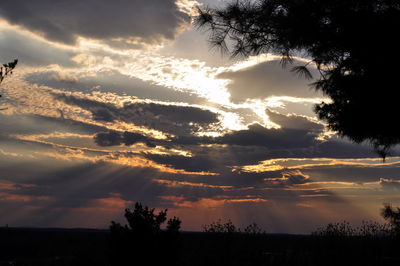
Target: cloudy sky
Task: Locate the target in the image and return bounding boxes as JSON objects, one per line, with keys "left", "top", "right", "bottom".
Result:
{"left": 1, "top": 0, "right": 399, "bottom": 233}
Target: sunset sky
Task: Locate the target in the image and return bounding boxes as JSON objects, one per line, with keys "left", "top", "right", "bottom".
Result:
{"left": 1, "top": 0, "right": 400, "bottom": 233}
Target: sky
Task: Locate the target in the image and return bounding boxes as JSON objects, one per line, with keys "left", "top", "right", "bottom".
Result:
{"left": 1, "top": 0, "right": 400, "bottom": 233}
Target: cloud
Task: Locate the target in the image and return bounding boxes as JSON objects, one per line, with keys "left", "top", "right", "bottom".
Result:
{"left": 26, "top": 70, "right": 206, "bottom": 104}
{"left": 168, "top": 114, "right": 322, "bottom": 154}
{"left": 0, "top": 0, "right": 191, "bottom": 47}
{"left": 218, "top": 59, "right": 322, "bottom": 103}
{"left": 94, "top": 131, "right": 155, "bottom": 147}
{"left": 56, "top": 94, "right": 220, "bottom": 136}
{"left": 0, "top": 129, "right": 395, "bottom": 231}
{"left": 145, "top": 154, "right": 217, "bottom": 172}
{"left": 216, "top": 123, "right": 318, "bottom": 149}
{"left": 160, "top": 28, "right": 231, "bottom": 67}
{"left": 8, "top": 63, "right": 378, "bottom": 165}
{"left": 0, "top": 159, "right": 226, "bottom": 226}
{"left": 302, "top": 163, "right": 400, "bottom": 184}
{"left": 0, "top": 113, "right": 107, "bottom": 137}
{"left": 266, "top": 109, "right": 324, "bottom": 132}
{"left": 312, "top": 138, "right": 373, "bottom": 158}
{"left": 2, "top": 0, "right": 400, "bottom": 232}
{"left": 49, "top": 72, "right": 79, "bottom": 84}
{"left": 282, "top": 170, "right": 311, "bottom": 185}
{"left": 264, "top": 170, "right": 311, "bottom": 187}
{"left": 0, "top": 29, "right": 77, "bottom": 67}
{"left": 380, "top": 178, "right": 400, "bottom": 191}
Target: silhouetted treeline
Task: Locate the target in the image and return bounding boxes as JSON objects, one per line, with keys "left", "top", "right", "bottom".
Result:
{"left": 0, "top": 228, "right": 110, "bottom": 266}
{"left": 2, "top": 226, "right": 400, "bottom": 266}
{"left": 2, "top": 203, "right": 400, "bottom": 265}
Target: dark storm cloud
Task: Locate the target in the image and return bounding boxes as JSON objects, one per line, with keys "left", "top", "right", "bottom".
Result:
{"left": 162, "top": 111, "right": 383, "bottom": 172}
{"left": 75, "top": 101, "right": 388, "bottom": 177}
{"left": 218, "top": 59, "right": 322, "bottom": 103}
{"left": 172, "top": 111, "right": 324, "bottom": 149}
{"left": 302, "top": 163, "right": 400, "bottom": 183}
{"left": 158, "top": 115, "right": 390, "bottom": 175}
{"left": 314, "top": 138, "right": 379, "bottom": 158}
{"left": 94, "top": 131, "right": 155, "bottom": 147}
{"left": 216, "top": 123, "right": 318, "bottom": 149}
{"left": 0, "top": 0, "right": 190, "bottom": 46}
{"left": 56, "top": 94, "right": 220, "bottom": 135}
{"left": 169, "top": 123, "right": 320, "bottom": 154}
{"left": 187, "top": 137, "right": 383, "bottom": 170}
{"left": 145, "top": 154, "right": 217, "bottom": 172}
{"left": 267, "top": 109, "right": 324, "bottom": 132}
{"left": 0, "top": 29, "right": 77, "bottom": 67}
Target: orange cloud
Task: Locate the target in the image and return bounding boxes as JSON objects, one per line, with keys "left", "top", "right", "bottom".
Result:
{"left": 0, "top": 192, "right": 50, "bottom": 202}
{"left": 153, "top": 179, "right": 231, "bottom": 189}
{"left": 160, "top": 195, "right": 268, "bottom": 209}
{"left": 233, "top": 157, "right": 400, "bottom": 173}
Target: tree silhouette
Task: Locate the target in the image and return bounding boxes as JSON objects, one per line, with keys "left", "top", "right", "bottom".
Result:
{"left": 166, "top": 215, "right": 182, "bottom": 234}
{"left": 196, "top": 0, "right": 400, "bottom": 158}
{"left": 109, "top": 203, "right": 182, "bottom": 265}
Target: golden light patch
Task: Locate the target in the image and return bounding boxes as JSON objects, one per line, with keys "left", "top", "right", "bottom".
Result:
{"left": 68, "top": 194, "right": 133, "bottom": 216}
{"left": 108, "top": 154, "right": 219, "bottom": 176}
{"left": 12, "top": 131, "right": 212, "bottom": 175}
{"left": 153, "top": 179, "right": 232, "bottom": 189}
{"left": 159, "top": 195, "right": 186, "bottom": 202}
{"left": 0, "top": 182, "right": 17, "bottom": 191}
{"left": 233, "top": 159, "right": 285, "bottom": 173}
{"left": 0, "top": 148, "right": 20, "bottom": 157}
{"left": 15, "top": 132, "right": 93, "bottom": 141}
{"left": 38, "top": 149, "right": 90, "bottom": 162}
{"left": 95, "top": 195, "right": 133, "bottom": 209}
{"left": 161, "top": 195, "right": 268, "bottom": 209}
{"left": 0, "top": 192, "right": 51, "bottom": 202}
{"left": 176, "top": 0, "right": 202, "bottom": 16}
{"left": 299, "top": 194, "right": 331, "bottom": 198}
{"left": 13, "top": 130, "right": 191, "bottom": 158}
{"left": 234, "top": 157, "right": 400, "bottom": 173}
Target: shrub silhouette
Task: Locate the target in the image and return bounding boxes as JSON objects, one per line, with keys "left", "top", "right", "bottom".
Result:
{"left": 381, "top": 204, "right": 400, "bottom": 236}
{"left": 199, "top": 219, "right": 269, "bottom": 266}
{"left": 242, "top": 222, "right": 264, "bottom": 235}
{"left": 203, "top": 219, "right": 238, "bottom": 233}
{"left": 203, "top": 219, "right": 265, "bottom": 235}
{"left": 109, "top": 203, "right": 182, "bottom": 265}
{"left": 312, "top": 221, "right": 356, "bottom": 237}
{"left": 312, "top": 220, "right": 392, "bottom": 238}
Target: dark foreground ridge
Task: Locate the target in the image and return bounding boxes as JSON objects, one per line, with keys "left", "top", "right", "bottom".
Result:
{"left": 1, "top": 227, "right": 400, "bottom": 266}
